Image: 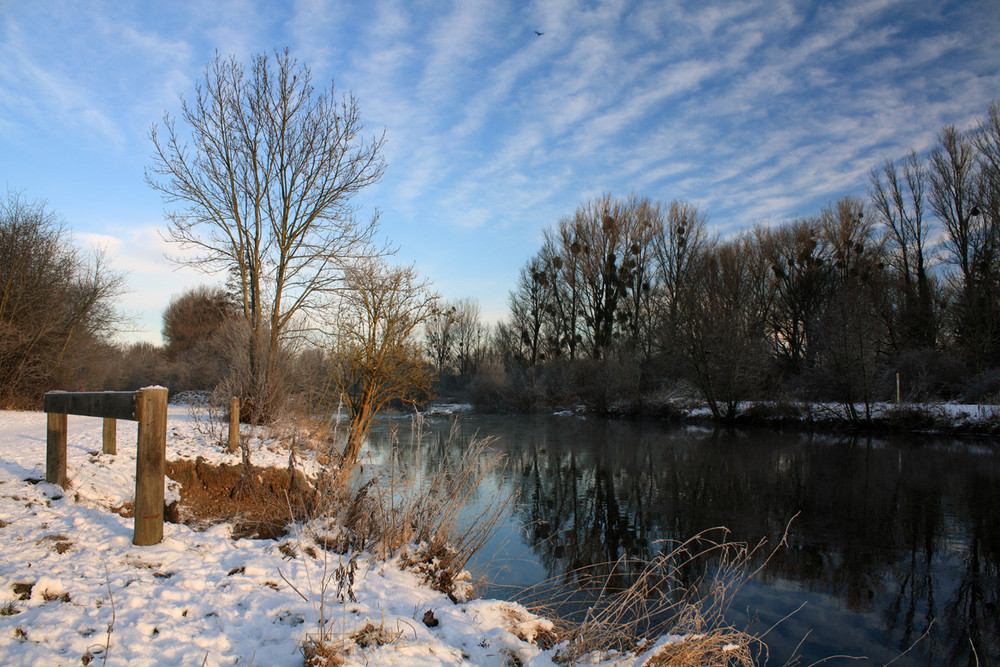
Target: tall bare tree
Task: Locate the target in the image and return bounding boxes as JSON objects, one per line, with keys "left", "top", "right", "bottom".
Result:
{"left": 506, "top": 256, "right": 553, "bottom": 366}
{"left": 870, "top": 150, "right": 936, "bottom": 349}
{"left": 814, "top": 197, "right": 890, "bottom": 421}
{"left": 147, "top": 49, "right": 387, "bottom": 422}
{"left": 930, "top": 124, "right": 1000, "bottom": 369}
{"left": 652, "top": 199, "right": 709, "bottom": 361}
{"left": 451, "top": 297, "right": 485, "bottom": 378}
{"left": 424, "top": 305, "right": 456, "bottom": 380}
{"left": 672, "top": 235, "right": 770, "bottom": 420}
{"left": 758, "top": 218, "right": 832, "bottom": 376}
{"left": 565, "top": 193, "right": 659, "bottom": 358}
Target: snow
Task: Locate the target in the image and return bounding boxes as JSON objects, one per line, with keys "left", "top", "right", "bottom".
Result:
{"left": 0, "top": 406, "right": 642, "bottom": 666}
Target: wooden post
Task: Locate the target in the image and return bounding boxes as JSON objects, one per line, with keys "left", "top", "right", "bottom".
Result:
{"left": 133, "top": 387, "right": 168, "bottom": 546}
{"left": 102, "top": 418, "right": 117, "bottom": 455}
{"left": 228, "top": 396, "right": 239, "bottom": 453}
{"left": 896, "top": 372, "right": 901, "bottom": 403}
{"left": 45, "top": 412, "right": 68, "bottom": 488}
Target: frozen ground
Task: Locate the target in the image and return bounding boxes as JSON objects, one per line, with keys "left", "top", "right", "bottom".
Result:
{"left": 0, "top": 406, "right": 665, "bottom": 666}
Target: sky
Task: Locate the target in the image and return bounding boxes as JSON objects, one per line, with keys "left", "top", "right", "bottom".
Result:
{"left": 2, "top": 0, "right": 999, "bottom": 345}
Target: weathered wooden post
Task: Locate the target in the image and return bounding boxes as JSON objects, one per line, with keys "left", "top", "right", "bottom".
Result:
{"left": 45, "top": 411, "right": 68, "bottom": 488}
{"left": 228, "top": 396, "right": 239, "bottom": 453}
{"left": 43, "top": 389, "right": 169, "bottom": 545}
{"left": 133, "top": 387, "right": 168, "bottom": 546}
{"left": 102, "top": 417, "right": 117, "bottom": 455}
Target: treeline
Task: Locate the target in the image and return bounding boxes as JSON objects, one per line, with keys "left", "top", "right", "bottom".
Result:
{"left": 5, "top": 98, "right": 1000, "bottom": 429}
{"left": 439, "top": 101, "right": 1000, "bottom": 420}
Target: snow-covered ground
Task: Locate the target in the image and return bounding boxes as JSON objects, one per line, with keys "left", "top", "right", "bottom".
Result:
{"left": 0, "top": 406, "right": 660, "bottom": 666}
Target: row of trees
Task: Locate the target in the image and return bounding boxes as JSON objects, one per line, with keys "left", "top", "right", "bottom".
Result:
{"left": 463, "top": 100, "right": 1000, "bottom": 419}
{"left": 4, "top": 47, "right": 999, "bottom": 440}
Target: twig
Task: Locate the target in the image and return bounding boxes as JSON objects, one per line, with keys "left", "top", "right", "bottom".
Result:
{"left": 969, "top": 636, "right": 980, "bottom": 667}
{"left": 760, "top": 602, "right": 807, "bottom": 640}
{"left": 277, "top": 566, "right": 309, "bottom": 602}
{"left": 882, "top": 618, "right": 934, "bottom": 666}
{"left": 783, "top": 628, "right": 812, "bottom": 666}
{"left": 102, "top": 564, "right": 116, "bottom": 667}
{"left": 806, "top": 655, "right": 868, "bottom": 665}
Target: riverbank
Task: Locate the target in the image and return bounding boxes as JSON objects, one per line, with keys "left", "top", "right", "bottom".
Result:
{"left": 0, "top": 407, "right": 757, "bottom": 665}
{"left": 464, "top": 397, "right": 1000, "bottom": 438}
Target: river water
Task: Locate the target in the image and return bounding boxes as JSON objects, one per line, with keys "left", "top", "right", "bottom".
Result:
{"left": 365, "top": 413, "right": 1000, "bottom": 665}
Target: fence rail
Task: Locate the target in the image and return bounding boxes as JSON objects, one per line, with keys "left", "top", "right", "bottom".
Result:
{"left": 43, "top": 387, "right": 168, "bottom": 546}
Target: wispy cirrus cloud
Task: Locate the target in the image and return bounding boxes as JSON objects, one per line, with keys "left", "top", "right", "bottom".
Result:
{"left": 2, "top": 0, "right": 999, "bottom": 336}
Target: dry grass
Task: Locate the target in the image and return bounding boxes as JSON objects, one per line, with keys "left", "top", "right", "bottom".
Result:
{"left": 302, "top": 416, "right": 514, "bottom": 601}
{"left": 515, "top": 520, "right": 794, "bottom": 665}
{"left": 301, "top": 620, "right": 406, "bottom": 666}
{"left": 279, "top": 415, "right": 514, "bottom": 660}
{"left": 643, "top": 630, "right": 755, "bottom": 665}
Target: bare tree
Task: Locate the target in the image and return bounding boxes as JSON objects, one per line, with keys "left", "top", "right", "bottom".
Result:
{"left": 869, "top": 150, "right": 936, "bottom": 349}
{"left": 930, "top": 123, "right": 1000, "bottom": 369}
{"left": 672, "top": 235, "right": 770, "bottom": 420}
{"left": 758, "top": 218, "right": 833, "bottom": 376}
{"left": 563, "top": 193, "right": 659, "bottom": 359}
{"left": 328, "top": 260, "right": 437, "bottom": 472}
{"left": 652, "top": 199, "right": 709, "bottom": 361}
{"left": 147, "top": 49, "right": 387, "bottom": 422}
{"left": 814, "top": 197, "right": 891, "bottom": 421}
{"left": 0, "top": 190, "right": 126, "bottom": 407}
{"left": 424, "top": 305, "right": 456, "bottom": 380}
{"left": 451, "top": 297, "right": 485, "bottom": 378}
{"left": 540, "top": 224, "right": 583, "bottom": 360}
{"left": 506, "top": 256, "right": 553, "bottom": 366}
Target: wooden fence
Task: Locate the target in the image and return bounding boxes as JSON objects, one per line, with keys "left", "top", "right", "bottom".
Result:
{"left": 43, "top": 387, "right": 168, "bottom": 546}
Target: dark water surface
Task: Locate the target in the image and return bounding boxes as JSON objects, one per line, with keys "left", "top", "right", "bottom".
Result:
{"left": 366, "top": 414, "right": 1000, "bottom": 666}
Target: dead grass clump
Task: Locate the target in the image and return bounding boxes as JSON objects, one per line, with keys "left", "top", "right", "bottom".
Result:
{"left": 523, "top": 522, "right": 791, "bottom": 665}
{"left": 283, "top": 417, "right": 513, "bottom": 663}
{"left": 36, "top": 533, "right": 73, "bottom": 554}
{"left": 399, "top": 541, "right": 471, "bottom": 603}
{"left": 643, "top": 631, "right": 755, "bottom": 666}
{"left": 351, "top": 622, "right": 403, "bottom": 648}
{"left": 301, "top": 637, "right": 346, "bottom": 666}
{"left": 499, "top": 604, "right": 559, "bottom": 649}
{"left": 301, "top": 622, "right": 403, "bottom": 666}
{"left": 11, "top": 582, "right": 32, "bottom": 600}
{"left": 372, "top": 422, "right": 513, "bottom": 598}
{"left": 41, "top": 589, "right": 71, "bottom": 603}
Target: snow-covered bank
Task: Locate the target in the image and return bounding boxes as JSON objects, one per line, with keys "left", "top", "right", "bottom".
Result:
{"left": 561, "top": 398, "right": 1000, "bottom": 437}
{"left": 0, "top": 408, "right": 609, "bottom": 666}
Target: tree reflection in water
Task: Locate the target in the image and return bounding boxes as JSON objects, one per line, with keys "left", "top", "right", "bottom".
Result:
{"left": 368, "top": 415, "right": 1000, "bottom": 665}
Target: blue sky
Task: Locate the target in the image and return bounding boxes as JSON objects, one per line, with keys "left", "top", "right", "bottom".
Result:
{"left": 2, "top": 0, "right": 999, "bottom": 344}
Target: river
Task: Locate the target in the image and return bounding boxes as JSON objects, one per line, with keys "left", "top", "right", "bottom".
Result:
{"left": 365, "top": 413, "right": 1000, "bottom": 665}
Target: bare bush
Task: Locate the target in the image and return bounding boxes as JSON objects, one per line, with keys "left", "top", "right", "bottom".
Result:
{"left": 0, "top": 189, "right": 126, "bottom": 407}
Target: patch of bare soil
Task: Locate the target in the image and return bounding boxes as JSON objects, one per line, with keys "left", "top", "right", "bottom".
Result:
{"left": 165, "top": 457, "right": 318, "bottom": 539}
